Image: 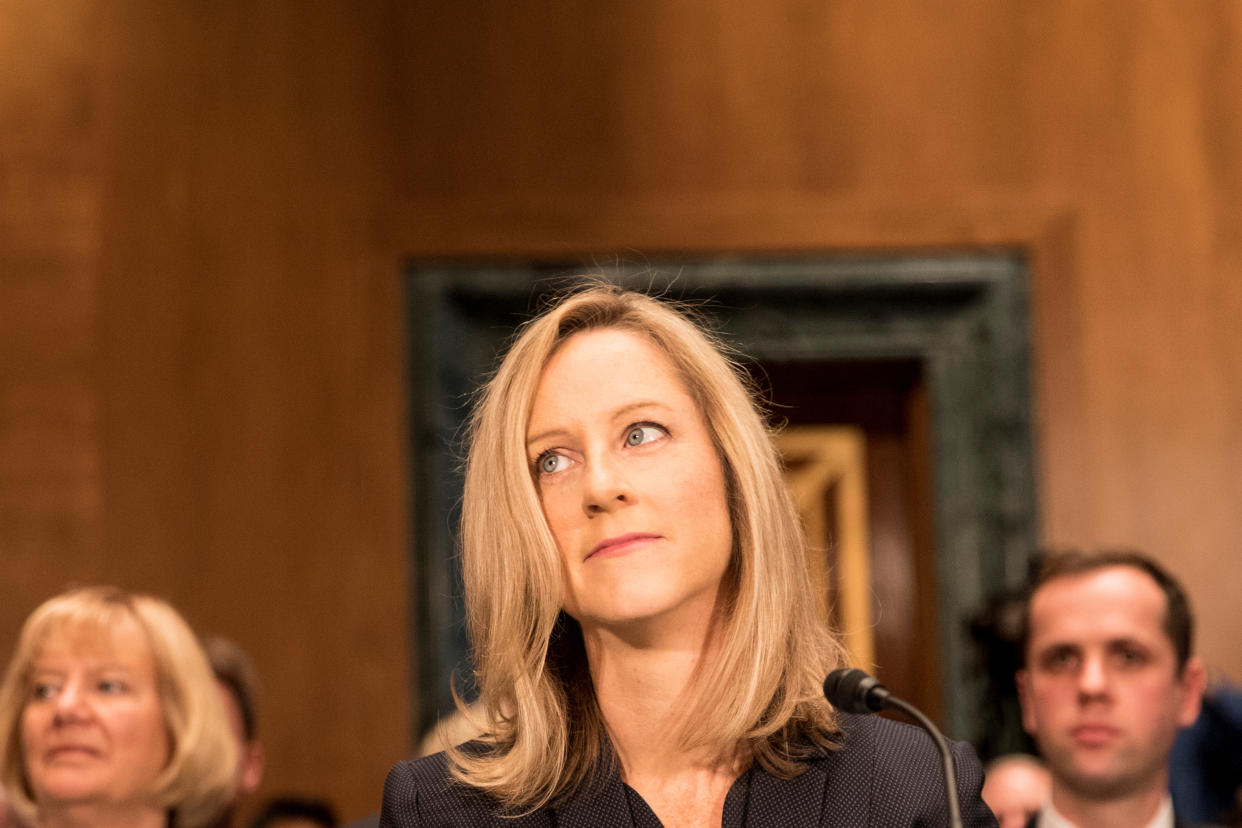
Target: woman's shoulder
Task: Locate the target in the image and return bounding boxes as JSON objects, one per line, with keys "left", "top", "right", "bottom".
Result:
{"left": 800, "top": 713, "right": 995, "bottom": 826}
{"left": 383, "top": 749, "right": 454, "bottom": 797}
{"left": 829, "top": 711, "right": 977, "bottom": 771}
{"left": 380, "top": 745, "right": 552, "bottom": 828}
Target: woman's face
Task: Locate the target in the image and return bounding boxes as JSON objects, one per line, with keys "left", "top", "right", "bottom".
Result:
{"left": 526, "top": 327, "right": 734, "bottom": 632}
{"left": 21, "top": 616, "right": 170, "bottom": 813}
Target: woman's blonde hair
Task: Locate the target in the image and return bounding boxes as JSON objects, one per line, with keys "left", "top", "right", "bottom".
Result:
{"left": 450, "top": 282, "right": 847, "bottom": 810}
{"left": 0, "top": 586, "right": 239, "bottom": 827}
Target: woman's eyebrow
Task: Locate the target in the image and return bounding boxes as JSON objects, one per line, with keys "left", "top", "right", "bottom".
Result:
{"left": 607, "top": 400, "right": 673, "bottom": 421}
{"left": 526, "top": 426, "right": 569, "bottom": 449}
{"left": 29, "top": 667, "right": 66, "bottom": 677}
{"left": 526, "top": 400, "right": 674, "bottom": 448}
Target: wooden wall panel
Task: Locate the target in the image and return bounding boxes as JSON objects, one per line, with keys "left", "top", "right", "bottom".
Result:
{"left": 2, "top": 0, "right": 1240, "bottom": 821}
{"left": 0, "top": 0, "right": 103, "bottom": 680}
{"left": 90, "top": 4, "right": 412, "bottom": 820}
{"left": 392, "top": 0, "right": 1242, "bottom": 688}
{"left": 2, "top": 1, "right": 411, "bottom": 822}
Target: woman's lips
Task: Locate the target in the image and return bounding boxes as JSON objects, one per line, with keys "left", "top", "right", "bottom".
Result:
{"left": 588, "top": 533, "right": 660, "bottom": 560}
{"left": 46, "top": 744, "right": 100, "bottom": 760}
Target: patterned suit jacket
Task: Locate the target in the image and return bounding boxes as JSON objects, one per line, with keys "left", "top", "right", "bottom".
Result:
{"left": 378, "top": 712, "right": 998, "bottom": 827}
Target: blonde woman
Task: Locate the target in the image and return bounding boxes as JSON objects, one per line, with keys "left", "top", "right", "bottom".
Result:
{"left": 0, "top": 586, "right": 238, "bottom": 828}
{"left": 380, "top": 284, "right": 995, "bottom": 827}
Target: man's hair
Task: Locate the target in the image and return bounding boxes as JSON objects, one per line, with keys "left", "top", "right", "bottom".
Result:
{"left": 1020, "top": 548, "right": 1195, "bottom": 671}
{"left": 205, "top": 635, "right": 261, "bottom": 741}
{"left": 449, "top": 281, "right": 847, "bottom": 810}
{"left": 247, "top": 795, "right": 337, "bottom": 828}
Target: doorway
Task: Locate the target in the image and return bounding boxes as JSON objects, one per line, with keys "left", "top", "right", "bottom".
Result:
{"left": 405, "top": 253, "right": 1037, "bottom": 745}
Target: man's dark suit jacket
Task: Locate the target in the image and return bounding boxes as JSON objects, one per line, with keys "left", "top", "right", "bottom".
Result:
{"left": 378, "top": 712, "right": 998, "bottom": 827}
{"left": 1023, "top": 807, "right": 1217, "bottom": 828}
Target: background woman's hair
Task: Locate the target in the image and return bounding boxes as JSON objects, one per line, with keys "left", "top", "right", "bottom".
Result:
{"left": 0, "top": 585, "right": 239, "bottom": 828}
{"left": 449, "top": 281, "right": 846, "bottom": 810}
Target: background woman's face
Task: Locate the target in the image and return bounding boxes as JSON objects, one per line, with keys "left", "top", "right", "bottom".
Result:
{"left": 526, "top": 328, "right": 733, "bottom": 633}
{"left": 21, "top": 617, "right": 170, "bottom": 813}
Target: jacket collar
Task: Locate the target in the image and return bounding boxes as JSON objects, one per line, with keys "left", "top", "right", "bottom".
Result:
{"left": 552, "top": 766, "right": 635, "bottom": 828}
{"left": 551, "top": 746, "right": 838, "bottom": 828}
{"left": 748, "top": 752, "right": 834, "bottom": 827}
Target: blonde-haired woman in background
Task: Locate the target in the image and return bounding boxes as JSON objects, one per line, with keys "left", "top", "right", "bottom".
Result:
{"left": 0, "top": 586, "right": 237, "bottom": 828}
{"left": 380, "top": 282, "right": 995, "bottom": 826}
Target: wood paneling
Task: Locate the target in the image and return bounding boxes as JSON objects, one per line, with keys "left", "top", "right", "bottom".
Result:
{"left": 391, "top": 0, "right": 1242, "bottom": 689}
{"left": 0, "top": 0, "right": 103, "bottom": 682}
{"left": 2, "top": 0, "right": 1240, "bottom": 820}
{"left": 1, "top": 1, "right": 410, "bottom": 822}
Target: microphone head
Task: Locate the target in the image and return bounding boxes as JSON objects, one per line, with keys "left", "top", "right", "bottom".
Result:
{"left": 823, "top": 667, "right": 890, "bottom": 714}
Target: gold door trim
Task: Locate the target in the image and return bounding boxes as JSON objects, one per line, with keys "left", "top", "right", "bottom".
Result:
{"left": 776, "top": 426, "right": 873, "bottom": 672}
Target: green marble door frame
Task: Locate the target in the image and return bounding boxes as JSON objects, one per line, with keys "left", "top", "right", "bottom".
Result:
{"left": 405, "top": 253, "right": 1037, "bottom": 745}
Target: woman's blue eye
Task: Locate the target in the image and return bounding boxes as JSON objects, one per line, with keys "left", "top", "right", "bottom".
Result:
{"left": 98, "top": 679, "right": 127, "bottom": 694}
{"left": 538, "top": 452, "right": 568, "bottom": 474}
{"left": 625, "top": 424, "right": 663, "bottom": 447}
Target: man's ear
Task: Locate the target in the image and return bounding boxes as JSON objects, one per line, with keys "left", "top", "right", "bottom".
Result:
{"left": 1016, "top": 668, "right": 1036, "bottom": 734}
{"left": 240, "top": 740, "right": 266, "bottom": 794}
{"left": 1176, "top": 656, "right": 1207, "bottom": 729}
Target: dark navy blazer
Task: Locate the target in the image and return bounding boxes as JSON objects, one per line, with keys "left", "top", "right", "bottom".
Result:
{"left": 378, "top": 712, "right": 998, "bottom": 827}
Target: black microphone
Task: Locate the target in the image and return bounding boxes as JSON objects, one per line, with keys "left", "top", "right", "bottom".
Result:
{"left": 823, "top": 668, "right": 963, "bottom": 828}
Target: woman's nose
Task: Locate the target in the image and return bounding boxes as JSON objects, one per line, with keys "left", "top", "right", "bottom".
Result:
{"left": 581, "top": 453, "right": 631, "bottom": 516}
{"left": 52, "top": 679, "right": 89, "bottom": 723}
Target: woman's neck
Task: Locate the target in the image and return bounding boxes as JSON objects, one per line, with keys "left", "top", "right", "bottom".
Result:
{"left": 40, "top": 802, "right": 168, "bottom": 828}
{"left": 584, "top": 615, "right": 748, "bottom": 828}
{"left": 583, "top": 608, "right": 737, "bottom": 781}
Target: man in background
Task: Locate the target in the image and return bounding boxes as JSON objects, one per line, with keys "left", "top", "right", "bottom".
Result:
{"left": 207, "top": 635, "right": 268, "bottom": 828}
{"left": 1017, "top": 550, "right": 1206, "bottom": 828}
{"left": 247, "top": 796, "right": 338, "bottom": 828}
{"left": 0, "top": 785, "right": 24, "bottom": 828}
{"left": 982, "top": 754, "right": 1052, "bottom": 828}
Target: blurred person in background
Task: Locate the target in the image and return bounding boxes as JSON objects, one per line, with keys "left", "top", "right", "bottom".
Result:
{"left": 0, "top": 782, "right": 26, "bottom": 828}
{"left": 205, "top": 636, "right": 266, "bottom": 828}
{"left": 0, "top": 586, "right": 238, "bottom": 828}
{"left": 981, "top": 753, "right": 1051, "bottom": 828}
{"left": 1169, "top": 677, "right": 1242, "bottom": 825}
{"left": 1017, "top": 551, "right": 1206, "bottom": 828}
{"left": 247, "top": 796, "right": 336, "bottom": 828}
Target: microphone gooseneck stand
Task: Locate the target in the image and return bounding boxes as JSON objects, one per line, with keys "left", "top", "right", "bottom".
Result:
{"left": 823, "top": 668, "right": 963, "bottom": 828}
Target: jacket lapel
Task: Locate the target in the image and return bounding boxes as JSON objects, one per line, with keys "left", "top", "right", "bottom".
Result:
{"left": 551, "top": 745, "right": 863, "bottom": 828}
{"left": 552, "top": 770, "right": 636, "bottom": 828}
{"left": 747, "top": 755, "right": 837, "bottom": 828}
